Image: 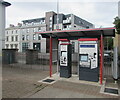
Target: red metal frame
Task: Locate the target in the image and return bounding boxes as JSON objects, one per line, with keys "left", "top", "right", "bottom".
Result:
{"left": 49, "top": 36, "right": 52, "bottom": 77}
{"left": 60, "top": 43, "right": 71, "bottom": 45}
{"left": 100, "top": 35, "right": 103, "bottom": 84}
{"left": 36, "top": 27, "right": 115, "bottom": 34}
{"left": 58, "top": 39, "right": 70, "bottom": 41}
{"left": 78, "top": 38, "right": 98, "bottom": 41}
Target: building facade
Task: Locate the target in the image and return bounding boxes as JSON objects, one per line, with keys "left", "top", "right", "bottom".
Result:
{"left": 5, "top": 11, "right": 94, "bottom": 53}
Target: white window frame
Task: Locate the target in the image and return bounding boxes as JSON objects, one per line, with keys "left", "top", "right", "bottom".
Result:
{"left": 33, "top": 34, "right": 36, "bottom": 40}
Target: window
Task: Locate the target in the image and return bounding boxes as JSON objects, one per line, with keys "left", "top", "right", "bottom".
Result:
{"left": 10, "top": 44, "right": 13, "bottom": 49}
{"left": 64, "top": 25, "right": 67, "bottom": 28}
{"left": 15, "top": 44, "right": 18, "bottom": 49}
{"left": 15, "top": 36, "right": 18, "bottom": 41}
{"left": 26, "top": 29, "right": 29, "bottom": 33}
{"left": 33, "top": 28, "right": 37, "bottom": 32}
{"left": 50, "top": 16, "right": 52, "bottom": 20}
{"left": 22, "top": 29, "right": 25, "bottom": 33}
{"left": 22, "top": 35, "right": 25, "bottom": 41}
{"left": 38, "top": 27, "right": 41, "bottom": 31}
{"left": 33, "top": 34, "right": 36, "bottom": 40}
{"left": 31, "top": 22, "right": 34, "bottom": 25}
{"left": 11, "top": 30, "right": 13, "bottom": 34}
{"left": 26, "top": 35, "right": 29, "bottom": 41}
{"left": 6, "top": 31, "right": 8, "bottom": 34}
{"left": 69, "top": 25, "right": 71, "bottom": 28}
{"left": 50, "top": 24, "right": 52, "bottom": 28}
{"left": 33, "top": 43, "right": 41, "bottom": 52}
{"left": 49, "top": 28, "right": 52, "bottom": 31}
{"left": 6, "top": 44, "right": 9, "bottom": 49}
{"left": 38, "top": 34, "right": 41, "bottom": 40}
{"left": 49, "top": 20, "right": 52, "bottom": 22}
{"left": 50, "top": 21, "right": 52, "bottom": 24}
{"left": 22, "top": 43, "right": 29, "bottom": 52}
{"left": 6, "top": 36, "right": 9, "bottom": 41}
{"left": 49, "top": 16, "right": 52, "bottom": 23}
{"left": 11, "top": 36, "right": 14, "bottom": 41}
{"left": 16, "top": 30, "right": 18, "bottom": 33}
{"left": 56, "top": 25, "right": 59, "bottom": 29}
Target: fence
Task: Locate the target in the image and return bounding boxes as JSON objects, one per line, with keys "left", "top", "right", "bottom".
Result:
{"left": 103, "top": 47, "right": 120, "bottom": 79}
{"left": 2, "top": 48, "right": 119, "bottom": 79}
{"left": 2, "top": 49, "right": 57, "bottom": 73}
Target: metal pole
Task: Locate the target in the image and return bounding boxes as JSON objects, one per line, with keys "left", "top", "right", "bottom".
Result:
{"left": 57, "top": 0, "right": 59, "bottom": 29}
{"left": 49, "top": 36, "right": 52, "bottom": 77}
{"left": 57, "top": 41, "right": 59, "bottom": 74}
{"left": 100, "top": 34, "right": 103, "bottom": 84}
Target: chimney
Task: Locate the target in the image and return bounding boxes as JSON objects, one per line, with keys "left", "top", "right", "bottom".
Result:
{"left": 18, "top": 23, "right": 22, "bottom": 27}
{"left": 9, "top": 24, "right": 14, "bottom": 27}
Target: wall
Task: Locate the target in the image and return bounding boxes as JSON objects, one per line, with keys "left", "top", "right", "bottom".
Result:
{"left": 0, "top": 3, "right": 5, "bottom": 52}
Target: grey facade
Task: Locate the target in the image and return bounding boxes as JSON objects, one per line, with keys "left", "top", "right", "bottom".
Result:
{"left": 5, "top": 11, "right": 94, "bottom": 53}
{"left": 53, "top": 13, "right": 94, "bottom": 30}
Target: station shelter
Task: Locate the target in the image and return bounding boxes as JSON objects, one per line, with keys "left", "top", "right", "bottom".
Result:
{"left": 36, "top": 27, "right": 115, "bottom": 84}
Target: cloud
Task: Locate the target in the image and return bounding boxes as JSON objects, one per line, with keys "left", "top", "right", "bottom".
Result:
{"left": 59, "top": 2, "right": 118, "bottom": 27}
{"left": 6, "top": 1, "right": 118, "bottom": 28}
{"left": 6, "top": 2, "right": 57, "bottom": 27}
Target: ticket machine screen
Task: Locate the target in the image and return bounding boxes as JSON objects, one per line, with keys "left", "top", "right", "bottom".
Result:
{"left": 80, "top": 54, "right": 88, "bottom": 62}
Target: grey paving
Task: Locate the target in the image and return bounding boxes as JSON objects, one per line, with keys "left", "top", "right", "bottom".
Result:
{"left": 29, "top": 81, "right": 118, "bottom": 98}
{"left": 2, "top": 65, "right": 120, "bottom": 98}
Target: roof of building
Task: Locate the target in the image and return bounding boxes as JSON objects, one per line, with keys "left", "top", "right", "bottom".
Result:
{"left": 0, "top": 0, "right": 11, "bottom": 6}
{"left": 22, "top": 17, "right": 45, "bottom": 23}
{"left": 36, "top": 27, "right": 115, "bottom": 39}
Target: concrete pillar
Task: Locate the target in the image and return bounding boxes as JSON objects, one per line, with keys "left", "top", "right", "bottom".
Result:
{"left": 0, "top": 1, "right": 11, "bottom": 99}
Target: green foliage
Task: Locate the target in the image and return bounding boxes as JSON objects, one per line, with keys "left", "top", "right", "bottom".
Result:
{"left": 113, "top": 17, "right": 120, "bottom": 34}
{"left": 104, "top": 37, "right": 113, "bottom": 50}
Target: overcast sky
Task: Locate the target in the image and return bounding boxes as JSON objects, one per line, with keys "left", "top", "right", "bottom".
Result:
{"left": 6, "top": 0, "right": 120, "bottom": 28}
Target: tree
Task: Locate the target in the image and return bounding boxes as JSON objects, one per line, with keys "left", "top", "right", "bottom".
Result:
{"left": 113, "top": 16, "right": 120, "bottom": 34}
{"left": 104, "top": 37, "right": 113, "bottom": 50}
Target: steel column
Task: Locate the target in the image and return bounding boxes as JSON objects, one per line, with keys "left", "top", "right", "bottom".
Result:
{"left": 100, "top": 34, "right": 103, "bottom": 84}
{"left": 49, "top": 36, "right": 52, "bottom": 77}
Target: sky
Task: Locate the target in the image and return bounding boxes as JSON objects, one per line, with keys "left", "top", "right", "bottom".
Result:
{"left": 5, "top": 0, "right": 120, "bottom": 28}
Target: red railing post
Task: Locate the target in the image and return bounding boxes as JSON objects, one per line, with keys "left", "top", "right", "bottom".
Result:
{"left": 49, "top": 36, "right": 52, "bottom": 77}
{"left": 100, "top": 34, "right": 103, "bottom": 84}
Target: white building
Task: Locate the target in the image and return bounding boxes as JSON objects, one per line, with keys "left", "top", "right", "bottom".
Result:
{"left": 5, "top": 11, "right": 94, "bottom": 53}
{"left": 5, "top": 19, "right": 47, "bottom": 52}
{"left": 5, "top": 24, "right": 21, "bottom": 51}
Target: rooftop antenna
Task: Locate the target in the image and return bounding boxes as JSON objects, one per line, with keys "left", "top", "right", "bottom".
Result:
{"left": 57, "top": 0, "right": 59, "bottom": 29}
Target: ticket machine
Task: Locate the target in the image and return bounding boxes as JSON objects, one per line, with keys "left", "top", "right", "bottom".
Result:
{"left": 59, "top": 39, "right": 72, "bottom": 78}
{"left": 78, "top": 38, "right": 99, "bottom": 82}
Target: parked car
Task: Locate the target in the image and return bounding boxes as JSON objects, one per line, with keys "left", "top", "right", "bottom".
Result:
{"left": 104, "top": 51, "right": 113, "bottom": 62}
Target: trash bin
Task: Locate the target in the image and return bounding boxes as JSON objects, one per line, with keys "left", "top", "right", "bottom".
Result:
{"left": 2, "top": 49, "right": 18, "bottom": 64}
